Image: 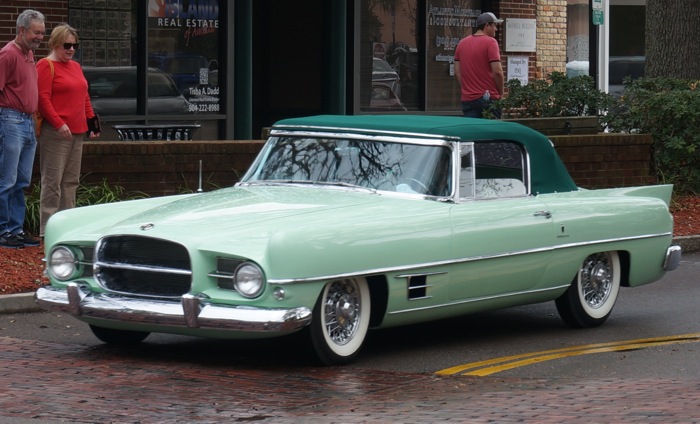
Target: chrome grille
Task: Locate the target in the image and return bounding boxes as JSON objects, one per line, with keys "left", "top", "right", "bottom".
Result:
{"left": 94, "top": 235, "right": 192, "bottom": 298}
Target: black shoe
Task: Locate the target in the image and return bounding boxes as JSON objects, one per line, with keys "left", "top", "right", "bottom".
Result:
{"left": 0, "top": 232, "right": 24, "bottom": 249}
{"left": 15, "top": 231, "right": 40, "bottom": 246}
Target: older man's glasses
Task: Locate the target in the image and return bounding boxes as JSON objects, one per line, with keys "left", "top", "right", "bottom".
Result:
{"left": 63, "top": 43, "right": 79, "bottom": 50}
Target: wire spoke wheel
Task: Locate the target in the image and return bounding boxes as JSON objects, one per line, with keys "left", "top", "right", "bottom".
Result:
{"left": 556, "top": 251, "right": 621, "bottom": 328}
{"left": 310, "top": 278, "right": 370, "bottom": 365}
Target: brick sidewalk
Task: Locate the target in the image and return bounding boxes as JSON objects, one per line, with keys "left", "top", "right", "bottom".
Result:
{"left": 2, "top": 336, "right": 699, "bottom": 423}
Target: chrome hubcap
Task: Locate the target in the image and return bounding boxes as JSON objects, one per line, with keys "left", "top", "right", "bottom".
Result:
{"left": 580, "top": 254, "right": 612, "bottom": 309}
{"left": 323, "top": 279, "right": 361, "bottom": 345}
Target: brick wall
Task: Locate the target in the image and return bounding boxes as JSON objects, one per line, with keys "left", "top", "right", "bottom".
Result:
{"left": 30, "top": 135, "right": 654, "bottom": 197}
{"left": 551, "top": 134, "right": 655, "bottom": 189}
{"left": 535, "top": 0, "right": 568, "bottom": 78}
{"left": 1, "top": 2, "right": 69, "bottom": 58}
{"left": 498, "top": 0, "right": 568, "bottom": 81}
{"left": 32, "top": 141, "right": 265, "bottom": 197}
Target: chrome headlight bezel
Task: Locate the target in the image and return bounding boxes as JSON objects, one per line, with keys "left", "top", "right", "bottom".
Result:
{"left": 233, "top": 262, "right": 265, "bottom": 298}
{"left": 47, "top": 246, "right": 82, "bottom": 281}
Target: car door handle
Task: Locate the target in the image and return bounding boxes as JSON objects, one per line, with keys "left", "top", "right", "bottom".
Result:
{"left": 534, "top": 210, "right": 552, "bottom": 219}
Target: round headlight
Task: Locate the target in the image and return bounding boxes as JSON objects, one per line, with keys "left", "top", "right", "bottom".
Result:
{"left": 48, "top": 246, "right": 78, "bottom": 281}
{"left": 234, "top": 263, "right": 265, "bottom": 298}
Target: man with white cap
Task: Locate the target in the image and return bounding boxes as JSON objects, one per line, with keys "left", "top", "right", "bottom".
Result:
{"left": 454, "top": 12, "right": 505, "bottom": 118}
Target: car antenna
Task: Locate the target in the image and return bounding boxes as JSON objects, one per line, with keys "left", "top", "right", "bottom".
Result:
{"left": 197, "top": 159, "right": 203, "bottom": 192}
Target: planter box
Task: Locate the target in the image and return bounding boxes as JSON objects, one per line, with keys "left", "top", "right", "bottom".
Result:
{"left": 551, "top": 133, "right": 655, "bottom": 188}
{"left": 506, "top": 116, "right": 599, "bottom": 136}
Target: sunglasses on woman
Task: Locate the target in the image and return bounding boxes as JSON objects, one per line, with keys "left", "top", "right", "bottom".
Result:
{"left": 63, "top": 42, "right": 79, "bottom": 50}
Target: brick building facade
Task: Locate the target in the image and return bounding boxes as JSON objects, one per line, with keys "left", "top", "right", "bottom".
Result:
{"left": 3, "top": 1, "right": 579, "bottom": 140}
{"left": 3, "top": 2, "right": 654, "bottom": 195}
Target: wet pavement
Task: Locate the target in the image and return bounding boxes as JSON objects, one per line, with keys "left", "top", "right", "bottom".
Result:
{"left": 2, "top": 336, "right": 699, "bottom": 423}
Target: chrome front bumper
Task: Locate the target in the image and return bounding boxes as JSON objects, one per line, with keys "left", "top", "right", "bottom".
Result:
{"left": 35, "top": 283, "right": 312, "bottom": 333}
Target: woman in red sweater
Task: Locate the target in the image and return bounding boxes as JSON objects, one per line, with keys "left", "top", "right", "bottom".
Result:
{"left": 37, "top": 23, "right": 100, "bottom": 237}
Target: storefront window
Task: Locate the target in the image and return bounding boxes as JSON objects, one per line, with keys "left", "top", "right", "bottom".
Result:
{"left": 69, "top": 1, "right": 135, "bottom": 67}
{"left": 566, "top": 0, "right": 590, "bottom": 77}
{"left": 68, "top": 0, "right": 221, "bottom": 120}
{"left": 608, "top": 1, "right": 646, "bottom": 96}
{"left": 148, "top": 0, "right": 221, "bottom": 114}
{"left": 359, "top": 0, "right": 420, "bottom": 112}
{"left": 359, "top": 0, "right": 481, "bottom": 113}
{"left": 426, "top": 1, "right": 480, "bottom": 111}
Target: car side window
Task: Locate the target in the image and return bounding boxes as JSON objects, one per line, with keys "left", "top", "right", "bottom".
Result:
{"left": 463, "top": 141, "right": 528, "bottom": 199}
{"left": 459, "top": 143, "right": 475, "bottom": 199}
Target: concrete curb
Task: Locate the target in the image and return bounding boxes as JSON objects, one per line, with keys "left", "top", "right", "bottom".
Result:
{"left": 0, "top": 292, "right": 40, "bottom": 314}
{"left": 2, "top": 236, "right": 698, "bottom": 315}
{"left": 673, "top": 235, "right": 700, "bottom": 256}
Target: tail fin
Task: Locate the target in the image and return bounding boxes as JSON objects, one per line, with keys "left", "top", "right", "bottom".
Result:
{"left": 615, "top": 184, "right": 674, "bottom": 207}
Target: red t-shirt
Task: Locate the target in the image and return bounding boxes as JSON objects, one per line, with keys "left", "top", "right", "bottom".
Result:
{"left": 454, "top": 34, "right": 501, "bottom": 102}
{"left": 37, "top": 58, "right": 95, "bottom": 134}
{"left": 0, "top": 42, "right": 39, "bottom": 115}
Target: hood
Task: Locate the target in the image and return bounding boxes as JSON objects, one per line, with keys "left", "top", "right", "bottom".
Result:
{"left": 48, "top": 185, "right": 453, "bottom": 280}
{"left": 108, "top": 185, "right": 381, "bottom": 239}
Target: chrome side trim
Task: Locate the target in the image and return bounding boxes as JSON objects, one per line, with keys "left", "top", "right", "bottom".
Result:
{"left": 551, "top": 233, "right": 670, "bottom": 250}
{"left": 35, "top": 283, "right": 312, "bottom": 334}
{"left": 268, "top": 232, "right": 673, "bottom": 284}
{"left": 395, "top": 271, "right": 448, "bottom": 278}
{"left": 388, "top": 284, "right": 571, "bottom": 315}
{"left": 663, "top": 245, "right": 682, "bottom": 271}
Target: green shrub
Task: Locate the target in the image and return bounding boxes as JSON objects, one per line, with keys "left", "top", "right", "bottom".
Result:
{"left": 24, "top": 178, "right": 148, "bottom": 235}
{"left": 606, "top": 78, "right": 700, "bottom": 193}
{"left": 491, "top": 72, "right": 615, "bottom": 131}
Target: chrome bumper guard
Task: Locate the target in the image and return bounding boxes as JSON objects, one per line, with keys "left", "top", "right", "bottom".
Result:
{"left": 664, "top": 245, "right": 682, "bottom": 271}
{"left": 35, "top": 283, "right": 312, "bottom": 333}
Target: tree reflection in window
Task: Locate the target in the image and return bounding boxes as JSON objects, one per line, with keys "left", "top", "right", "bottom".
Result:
{"left": 248, "top": 137, "right": 452, "bottom": 196}
{"left": 472, "top": 141, "right": 528, "bottom": 198}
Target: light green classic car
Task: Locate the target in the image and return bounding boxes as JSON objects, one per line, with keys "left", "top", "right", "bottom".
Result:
{"left": 36, "top": 115, "right": 681, "bottom": 365}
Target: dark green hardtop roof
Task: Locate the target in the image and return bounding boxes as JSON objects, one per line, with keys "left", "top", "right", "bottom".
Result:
{"left": 273, "top": 115, "right": 578, "bottom": 194}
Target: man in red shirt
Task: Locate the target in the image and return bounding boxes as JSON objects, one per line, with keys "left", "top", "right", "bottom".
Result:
{"left": 454, "top": 12, "right": 505, "bottom": 118}
{"left": 0, "top": 9, "right": 45, "bottom": 248}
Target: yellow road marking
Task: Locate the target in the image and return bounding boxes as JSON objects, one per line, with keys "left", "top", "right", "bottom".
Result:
{"left": 436, "top": 333, "right": 700, "bottom": 377}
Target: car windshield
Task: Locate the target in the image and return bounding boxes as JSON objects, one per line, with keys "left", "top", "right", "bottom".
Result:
{"left": 373, "top": 58, "right": 395, "bottom": 73}
{"left": 242, "top": 136, "right": 453, "bottom": 196}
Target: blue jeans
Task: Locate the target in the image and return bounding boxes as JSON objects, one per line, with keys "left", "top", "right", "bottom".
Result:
{"left": 0, "top": 108, "right": 37, "bottom": 234}
{"left": 461, "top": 99, "right": 502, "bottom": 119}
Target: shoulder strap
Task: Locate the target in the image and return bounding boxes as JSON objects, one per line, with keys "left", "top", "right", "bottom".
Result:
{"left": 37, "top": 58, "right": 55, "bottom": 78}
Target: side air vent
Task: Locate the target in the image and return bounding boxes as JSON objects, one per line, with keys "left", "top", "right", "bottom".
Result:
{"left": 211, "top": 257, "right": 246, "bottom": 290}
{"left": 407, "top": 275, "right": 430, "bottom": 300}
